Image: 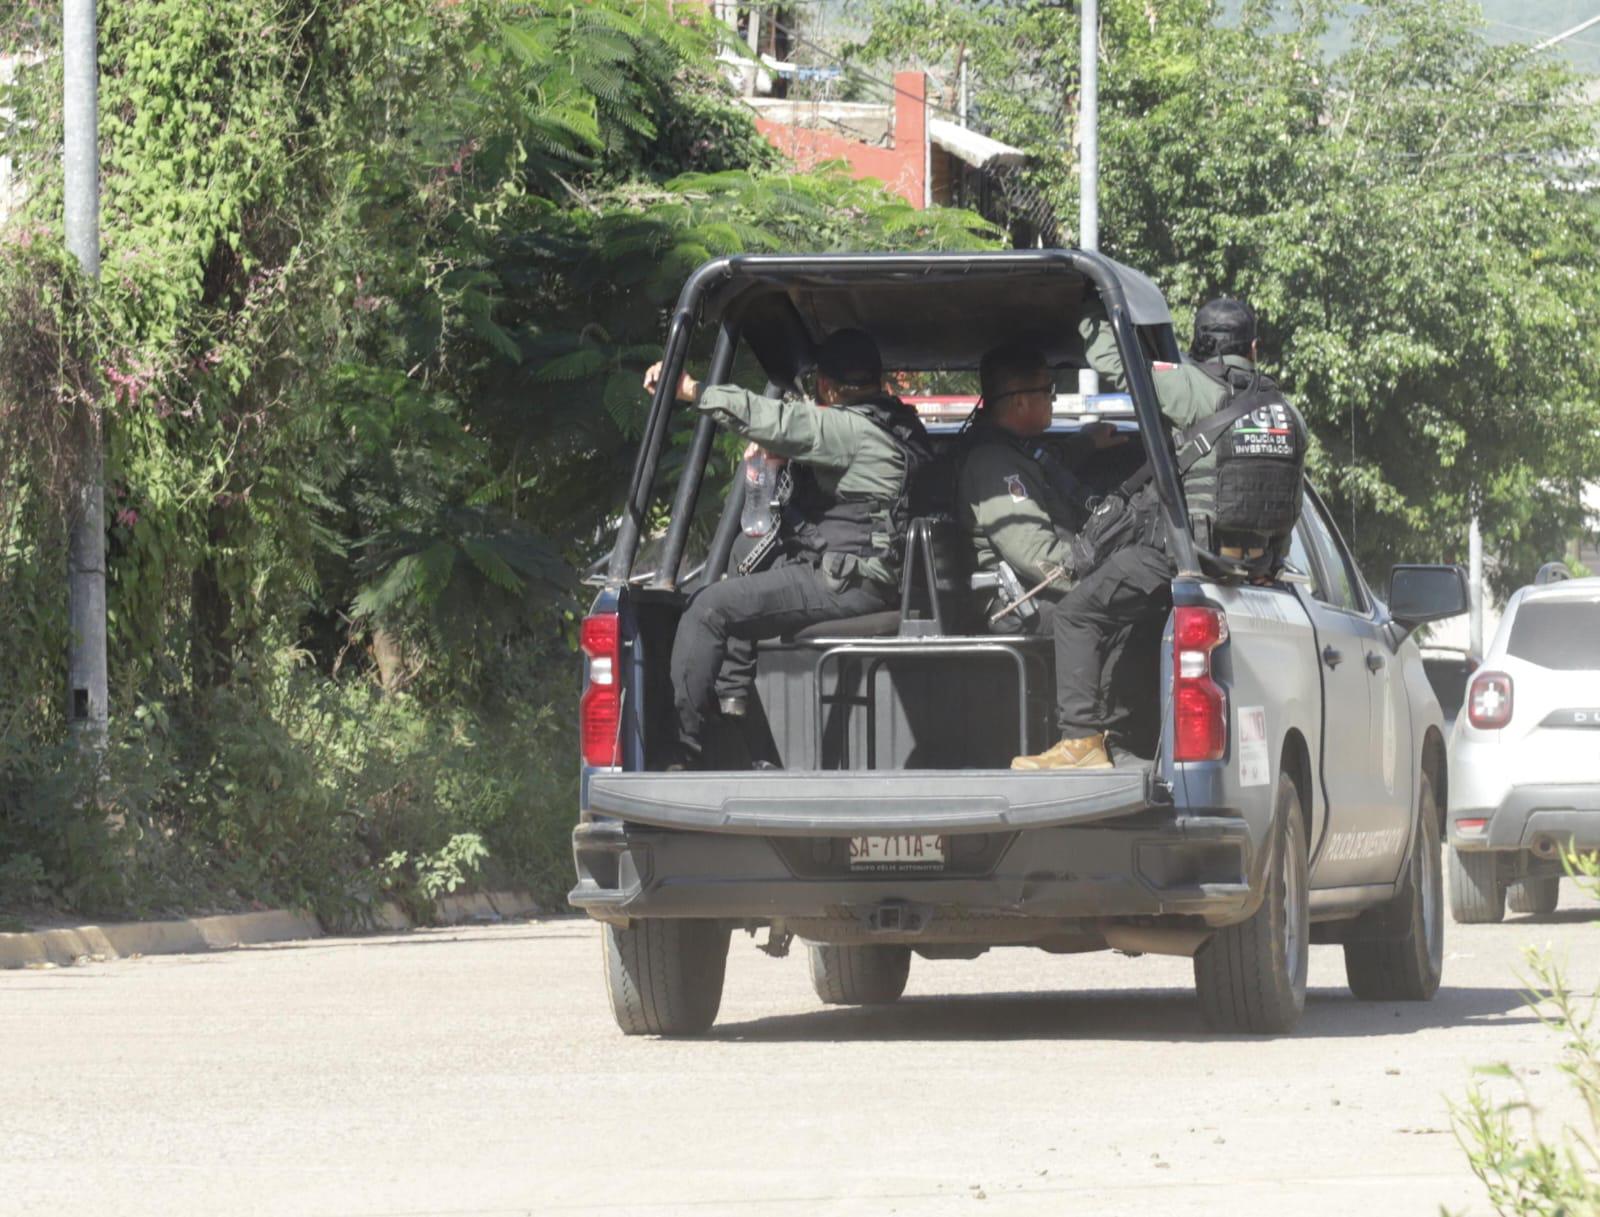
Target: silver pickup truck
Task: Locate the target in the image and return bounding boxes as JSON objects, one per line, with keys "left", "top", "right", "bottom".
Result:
{"left": 569, "top": 250, "right": 1467, "bottom": 1035}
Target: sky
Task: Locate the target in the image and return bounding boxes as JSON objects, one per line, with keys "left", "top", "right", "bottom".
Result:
{"left": 1452, "top": 2, "right": 1600, "bottom": 68}
{"left": 1309, "top": 3, "right": 1600, "bottom": 71}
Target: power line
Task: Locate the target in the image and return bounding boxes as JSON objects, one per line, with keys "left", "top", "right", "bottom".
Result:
{"left": 762, "top": 12, "right": 978, "bottom": 125}
{"left": 1486, "top": 17, "right": 1600, "bottom": 51}
{"left": 746, "top": 8, "right": 1594, "bottom": 239}
{"left": 1531, "top": 11, "right": 1600, "bottom": 52}
{"left": 758, "top": 9, "right": 1069, "bottom": 241}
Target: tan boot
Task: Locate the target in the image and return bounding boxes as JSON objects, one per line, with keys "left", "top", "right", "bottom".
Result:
{"left": 1011, "top": 733, "right": 1113, "bottom": 771}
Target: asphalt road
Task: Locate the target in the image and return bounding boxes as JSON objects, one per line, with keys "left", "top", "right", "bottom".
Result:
{"left": 3, "top": 877, "right": 1595, "bottom": 1217}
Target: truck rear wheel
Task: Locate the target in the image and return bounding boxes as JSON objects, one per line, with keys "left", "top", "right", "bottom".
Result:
{"left": 1343, "top": 776, "right": 1443, "bottom": 1001}
{"left": 1193, "top": 774, "right": 1308, "bottom": 1034}
{"left": 809, "top": 944, "right": 911, "bottom": 1006}
{"left": 1448, "top": 846, "right": 1505, "bottom": 924}
{"left": 602, "top": 918, "right": 730, "bottom": 1036}
{"left": 1507, "top": 875, "right": 1560, "bottom": 916}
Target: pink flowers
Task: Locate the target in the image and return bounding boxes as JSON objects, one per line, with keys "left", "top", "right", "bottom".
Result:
{"left": 449, "top": 138, "right": 479, "bottom": 176}
{"left": 105, "top": 361, "right": 155, "bottom": 408}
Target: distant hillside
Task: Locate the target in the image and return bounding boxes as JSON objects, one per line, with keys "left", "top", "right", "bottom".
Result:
{"left": 1227, "top": 2, "right": 1600, "bottom": 74}
{"left": 801, "top": 1, "right": 1600, "bottom": 77}
{"left": 1475, "top": 1, "right": 1600, "bottom": 73}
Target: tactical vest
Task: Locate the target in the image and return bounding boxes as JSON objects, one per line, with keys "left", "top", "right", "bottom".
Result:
{"left": 1091, "top": 361, "right": 1307, "bottom": 571}
{"left": 1193, "top": 362, "right": 1307, "bottom": 546}
{"left": 784, "top": 394, "right": 932, "bottom": 574}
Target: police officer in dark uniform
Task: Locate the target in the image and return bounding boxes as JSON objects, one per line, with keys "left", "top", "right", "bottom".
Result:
{"left": 957, "top": 344, "right": 1083, "bottom": 621}
{"left": 1013, "top": 297, "right": 1292, "bottom": 770}
{"left": 645, "top": 330, "right": 932, "bottom": 768}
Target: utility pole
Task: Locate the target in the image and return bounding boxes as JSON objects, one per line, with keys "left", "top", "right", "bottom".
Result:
{"left": 1468, "top": 515, "right": 1484, "bottom": 657}
{"left": 744, "top": 5, "right": 763, "bottom": 97}
{"left": 1078, "top": 0, "right": 1099, "bottom": 397}
{"left": 64, "top": 0, "right": 107, "bottom": 751}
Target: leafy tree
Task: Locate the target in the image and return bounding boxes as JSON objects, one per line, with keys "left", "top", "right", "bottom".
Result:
{"left": 849, "top": 0, "right": 1600, "bottom": 587}
{"left": 0, "top": 0, "right": 994, "bottom": 913}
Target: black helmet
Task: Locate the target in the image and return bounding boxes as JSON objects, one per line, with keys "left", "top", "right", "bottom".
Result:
{"left": 1192, "top": 297, "right": 1257, "bottom": 360}
{"left": 815, "top": 328, "right": 883, "bottom": 387}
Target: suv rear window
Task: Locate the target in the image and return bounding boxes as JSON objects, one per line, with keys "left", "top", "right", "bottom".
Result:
{"left": 1505, "top": 600, "right": 1600, "bottom": 670}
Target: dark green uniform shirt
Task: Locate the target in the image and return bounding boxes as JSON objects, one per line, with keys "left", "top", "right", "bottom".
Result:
{"left": 1078, "top": 304, "right": 1256, "bottom": 538}
{"left": 956, "top": 418, "right": 1078, "bottom": 590}
{"left": 696, "top": 385, "right": 910, "bottom": 589}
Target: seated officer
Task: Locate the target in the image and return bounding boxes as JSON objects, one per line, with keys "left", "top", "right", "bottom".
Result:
{"left": 1012, "top": 296, "right": 1290, "bottom": 770}
{"left": 956, "top": 344, "right": 1084, "bottom": 630}
{"left": 644, "top": 330, "right": 931, "bottom": 768}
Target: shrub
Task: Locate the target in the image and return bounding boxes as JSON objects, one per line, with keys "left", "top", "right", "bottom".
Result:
{"left": 1454, "top": 853, "right": 1600, "bottom": 1217}
{"left": 0, "top": 645, "right": 580, "bottom": 923}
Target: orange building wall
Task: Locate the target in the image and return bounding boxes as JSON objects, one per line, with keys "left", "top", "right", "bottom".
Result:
{"left": 753, "top": 72, "right": 929, "bottom": 209}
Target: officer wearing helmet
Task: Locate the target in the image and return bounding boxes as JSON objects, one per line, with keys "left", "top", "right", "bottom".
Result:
{"left": 1085, "top": 296, "right": 1281, "bottom": 558}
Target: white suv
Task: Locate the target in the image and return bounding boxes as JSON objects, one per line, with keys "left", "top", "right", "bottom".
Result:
{"left": 1447, "top": 572, "right": 1600, "bottom": 921}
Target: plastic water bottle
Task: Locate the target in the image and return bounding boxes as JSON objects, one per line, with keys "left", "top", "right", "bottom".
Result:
{"left": 740, "top": 454, "right": 780, "bottom": 537}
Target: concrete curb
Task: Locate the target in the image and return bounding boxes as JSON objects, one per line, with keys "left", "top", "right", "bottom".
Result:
{"left": 0, "top": 890, "right": 547, "bottom": 971}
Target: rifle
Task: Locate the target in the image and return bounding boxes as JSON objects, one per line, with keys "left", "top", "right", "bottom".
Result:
{"left": 970, "top": 562, "right": 1069, "bottom": 626}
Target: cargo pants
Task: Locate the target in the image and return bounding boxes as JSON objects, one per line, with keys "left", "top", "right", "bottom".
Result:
{"left": 1051, "top": 543, "right": 1175, "bottom": 758}
{"left": 671, "top": 554, "right": 894, "bottom": 762}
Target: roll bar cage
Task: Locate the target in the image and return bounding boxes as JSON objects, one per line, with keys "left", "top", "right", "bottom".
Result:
{"left": 608, "top": 249, "right": 1199, "bottom": 587}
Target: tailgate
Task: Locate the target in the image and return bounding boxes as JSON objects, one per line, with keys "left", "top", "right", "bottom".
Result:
{"left": 584, "top": 768, "right": 1158, "bottom": 836}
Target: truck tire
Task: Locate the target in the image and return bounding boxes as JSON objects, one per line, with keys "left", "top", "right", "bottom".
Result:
{"left": 809, "top": 944, "right": 911, "bottom": 1006}
{"left": 603, "top": 918, "right": 730, "bottom": 1036}
{"left": 1193, "top": 774, "right": 1308, "bottom": 1034}
{"left": 1343, "top": 775, "right": 1443, "bottom": 1001}
{"left": 1448, "top": 846, "right": 1505, "bottom": 924}
{"left": 1507, "top": 875, "right": 1560, "bottom": 916}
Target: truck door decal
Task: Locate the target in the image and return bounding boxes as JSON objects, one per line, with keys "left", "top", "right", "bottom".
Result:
{"left": 1322, "top": 826, "right": 1407, "bottom": 863}
{"left": 1239, "top": 706, "right": 1270, "bottom": 787}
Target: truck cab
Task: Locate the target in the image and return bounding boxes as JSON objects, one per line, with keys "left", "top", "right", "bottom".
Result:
{"left": 570, "top": 250, "right": 1464, "bottom": 1036}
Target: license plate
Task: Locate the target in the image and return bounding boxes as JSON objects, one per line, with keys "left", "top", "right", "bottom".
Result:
{"left": 849, "top": 835, "right": 946, "bottom": 871}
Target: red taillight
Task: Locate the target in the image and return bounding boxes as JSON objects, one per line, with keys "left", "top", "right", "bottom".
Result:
{"left": 580, "top": 613, "right": 622, "bottom": 767}
{"left": 1466, "top": 670, "right": 1513, "bottom": 730}
{"left": 1173, "top": 605, "right": 1229, "bottom": 762}
{"left": 1174, "top": 606, "right": 1226, "bottom": 653}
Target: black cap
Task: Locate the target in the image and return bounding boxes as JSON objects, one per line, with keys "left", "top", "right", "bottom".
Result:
{"left": 815, "top": 328, "right": 883, "bottom": 387}
{"left": 1192, "top": 297, "right": 1257, "bottom": 358}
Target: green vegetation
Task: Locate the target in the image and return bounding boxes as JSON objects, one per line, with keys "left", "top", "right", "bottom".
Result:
{"left": 6, "top": 0, "right": 1595, "bottom": 921}
{"left": 0, "top": 0, "right": 993, "bottom": 919}
{"left": 1453, "top": 853, "right": 1600, "bottom": 1216}
{"left": 851, "top": 0, "right": 1600, "bottom": 587}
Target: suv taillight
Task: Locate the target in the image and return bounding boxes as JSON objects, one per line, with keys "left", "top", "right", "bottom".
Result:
{"left": 1466, "top": 670, "right": 1513, "bottom": 730}
{"left": 580, "top": 612, "right": 622, "bottom": 767}
{"left": 1173, "top": 605, "right": 1229, "bottom": 762}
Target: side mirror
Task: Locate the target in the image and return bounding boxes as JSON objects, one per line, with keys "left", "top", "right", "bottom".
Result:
{"left": 1534, "top": 561, "right": 1573, "bottom": 586}
{"left": 1387, "top": 564, "right": 1468, "bottom": 628}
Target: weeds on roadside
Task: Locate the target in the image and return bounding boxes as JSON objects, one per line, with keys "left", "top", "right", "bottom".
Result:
{"left": 1453, "top": 852, "right": 1600, "bottom": 1217}
{"left": 0, "top": 645, "right": 579, "bottom": 924}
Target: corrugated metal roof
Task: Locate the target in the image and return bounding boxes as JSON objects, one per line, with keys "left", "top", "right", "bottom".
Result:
{"left": 928, "top": 119, "right": 1026, "bottom": 171}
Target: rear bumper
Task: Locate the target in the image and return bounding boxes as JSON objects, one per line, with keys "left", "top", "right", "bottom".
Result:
{"left": 568, "top": 809, "right": 1263, "bottom": 935}
{"left": 1450, "top": 783, "right": 1600, "bottom": 852}
{"left": 582, "top": 768, "right": 1154, "bottom": 835}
